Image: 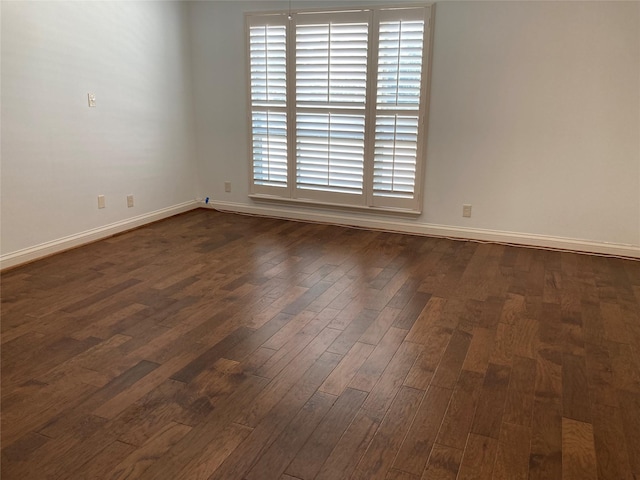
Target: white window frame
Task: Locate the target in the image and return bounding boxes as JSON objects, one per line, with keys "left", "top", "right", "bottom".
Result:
{"left": 245, "top": 4, "right": 434, "bottom": 214}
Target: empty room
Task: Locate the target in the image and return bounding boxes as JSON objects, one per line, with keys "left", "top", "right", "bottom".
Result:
{"left": 1, "top": 0, "right": 639, "bottom": 479}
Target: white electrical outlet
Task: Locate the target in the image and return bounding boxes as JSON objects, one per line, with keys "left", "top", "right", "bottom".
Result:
{"left": 88, "top": 93, "right": 96, "bottom": 107}
{"left": 224, "top": 181, "right": 231, "bottom": 193}
{"left": 127, "top": 194, "right": 134, "bottom": 208}
{"left": 462, "top": 204, "right": 472, "bottom": 218}
{"left": 98, "top": 195, "right": 105, "bottom": 209}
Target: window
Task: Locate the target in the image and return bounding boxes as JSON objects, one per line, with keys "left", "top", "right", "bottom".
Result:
{"left": 246, "top": 5, "right": 434, "bottom": 213}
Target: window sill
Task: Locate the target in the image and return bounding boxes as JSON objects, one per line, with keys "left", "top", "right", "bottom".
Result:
{"left": 248, "top": 194, "right": 422, "bottom": 216}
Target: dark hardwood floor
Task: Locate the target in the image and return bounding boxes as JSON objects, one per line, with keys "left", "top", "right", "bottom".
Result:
{"left": 2, "top": 208, "right": 639, "bottom": 479}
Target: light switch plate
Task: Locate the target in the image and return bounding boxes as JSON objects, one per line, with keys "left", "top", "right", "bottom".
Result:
{"left": 88, "top": 93, "right": 96, "bottom": 107}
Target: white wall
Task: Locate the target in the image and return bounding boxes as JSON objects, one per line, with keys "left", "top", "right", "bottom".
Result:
{"left": 2, "top": 1, "right": 638, "bottom": 263}
{"left": 426, "top": 1, "right": 639, "bottom": 246}
{"left": 1, "top": 1, "right": 197, "bottom": 258}
{"left": 191, "top": 1, "right": 640, "bottom": 252}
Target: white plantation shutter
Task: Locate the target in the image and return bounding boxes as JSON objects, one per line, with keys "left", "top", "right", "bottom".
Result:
{"left": 296, "top": 113, "right": 365, "bottom": 194}
{"left": 373, "top": 115, "right": 419, "bottom": 198}
{"left": 248, "top": 19, "right": 289, "bottom": 194}
{"left": 376, "top": 19, "right": 424, "bottom": 110}
{"left": 372, "top": 10, "right": 428, "bottom": 209}
{"left": 295, "top": 20, "right": 368, "bottom": 106}
{"left": 250, "top": 25, "right": 287, "bottom": 107}
{"left": 251, "top": 111, "right": 288, "bottom": 187}
{"left": 294, "top": 13, "right": 369, "bottom": 204}
{"left": 246, "top": 6, "right": 433, "bottom": 212}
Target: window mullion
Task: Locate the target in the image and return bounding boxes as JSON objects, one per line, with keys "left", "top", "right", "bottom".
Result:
{"left": 363, "top": 9, "right": 378, "bottom": 207}
{"left": 414, "top": 5, "right": 434, "bottom": 210}
{"left": 287, "top": 14, "right": 296, "bottom": 198}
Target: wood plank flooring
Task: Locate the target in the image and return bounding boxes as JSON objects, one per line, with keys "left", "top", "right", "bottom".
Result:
{"left": 2, "top": 208, "right": 639, "bottom": 479}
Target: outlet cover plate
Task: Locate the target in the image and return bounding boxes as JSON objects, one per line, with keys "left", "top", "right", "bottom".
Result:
{"left": 462, "top": 204, "right": 472, "bottom": 218}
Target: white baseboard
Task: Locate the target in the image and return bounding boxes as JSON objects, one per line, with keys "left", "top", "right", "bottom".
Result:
{"left": 205, "top": 200, "right": 640, "bottom": 259}
{"left": 0, "top": 201, "right": 199, "bottom": 270}
{"left": 4, "top": 199, "right": 637, "bottom": 270}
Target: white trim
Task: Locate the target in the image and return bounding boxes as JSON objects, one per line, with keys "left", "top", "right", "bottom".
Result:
{"left": 249, "top": 193, "right": 420, "bottom": 215}
{"left": 245, "top": 3, "right": 433, "bottom": 18}
{"left": 204, "top": 200, "right": 640, "bottom": 259}
{"left": 0, "top": 201, "right": 199, "bottom": 270}
{"left": 246, "top": 5, "right": 434, "bottom": 213}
